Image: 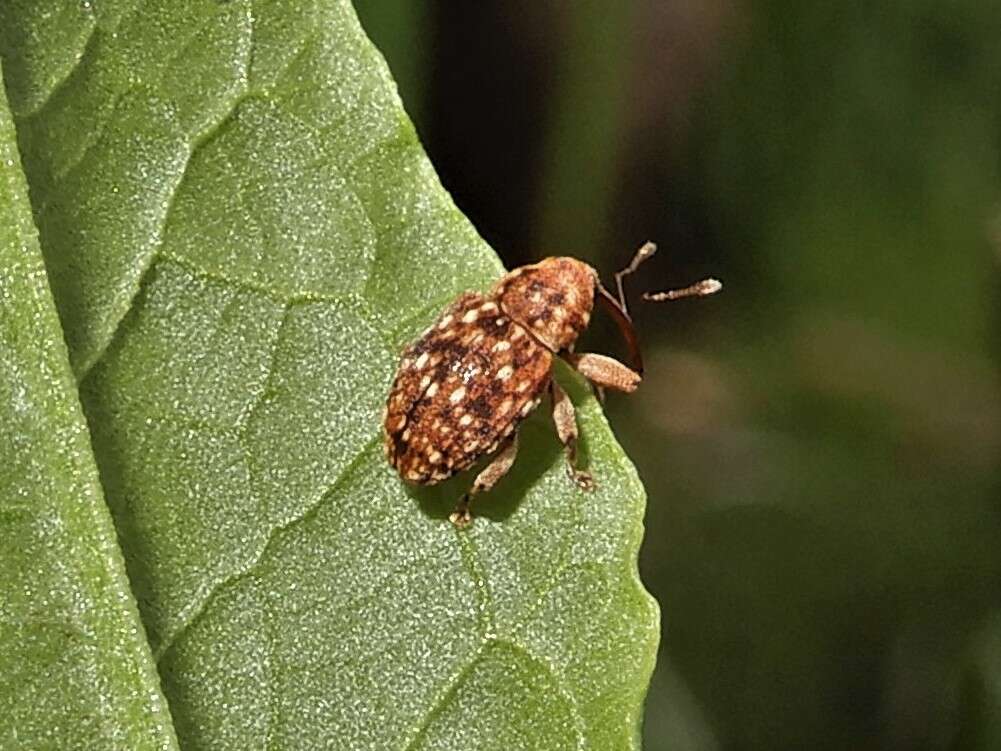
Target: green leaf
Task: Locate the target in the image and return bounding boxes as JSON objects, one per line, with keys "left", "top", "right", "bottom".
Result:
{"left": 1, "top": 1, "right": 658, "bottom": 747}
{"left": 0, "top": 61, "right": 178, "bottom": 751}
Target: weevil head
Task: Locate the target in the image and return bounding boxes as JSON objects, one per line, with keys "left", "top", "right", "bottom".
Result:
{"left": 493, "top": 257, "right": 597, "bottom": 352}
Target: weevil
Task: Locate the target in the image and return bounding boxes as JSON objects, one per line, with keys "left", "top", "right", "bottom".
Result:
{"left": 383, "top": 242, "right": 721, "bottom": 526}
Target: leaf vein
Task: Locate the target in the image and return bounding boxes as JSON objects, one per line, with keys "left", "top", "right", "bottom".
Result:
{"left": 453, "top": 530, "right": 497, "bottom": 640}
{"left": 16, "top": 11, "right": 99, "bottom": 118}
{"left": 72, "top": 12, "right": 255, "bottom": 381}
{"left": 499, "top": 639, "right": 587, "bottom": 751}
{"left": 400, "top": 643, "right": 488, "bottom": 751}
{"left": 153, "top": 434, "right": 381, "bottom": 662}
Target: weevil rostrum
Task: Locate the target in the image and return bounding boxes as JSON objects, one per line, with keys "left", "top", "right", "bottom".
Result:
{"left": 383, "top": 242, "right": 721, "bottom": 527}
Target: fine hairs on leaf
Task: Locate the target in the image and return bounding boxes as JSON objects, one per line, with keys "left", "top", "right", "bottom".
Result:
{"left": 0, "top": 1, "right": 658, "bottom": 748}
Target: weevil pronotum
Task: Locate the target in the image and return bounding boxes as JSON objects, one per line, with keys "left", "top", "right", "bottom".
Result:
{"left": 383, "top": 242, "right": 721, "bottom": 526}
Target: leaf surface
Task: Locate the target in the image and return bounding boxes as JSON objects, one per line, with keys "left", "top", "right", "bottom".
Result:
{"left": 0, "top": 60, "right": 178, "bottom": 751}
{"left": 1, "top": 1, "right": 658, "bottom": 748}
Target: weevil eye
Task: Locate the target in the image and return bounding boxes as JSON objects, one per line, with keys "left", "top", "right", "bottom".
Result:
{"left": 494, "top": 257, "right": 595, "bottom": 352}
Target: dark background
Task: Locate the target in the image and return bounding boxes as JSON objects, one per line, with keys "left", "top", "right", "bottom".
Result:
{"left": 354, "top": 2, "right": 1001, "bottom": 748}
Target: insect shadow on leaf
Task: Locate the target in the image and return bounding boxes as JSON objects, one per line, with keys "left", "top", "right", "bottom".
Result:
{"left": 405, "top": 399, "right": 564, "bottom": 523}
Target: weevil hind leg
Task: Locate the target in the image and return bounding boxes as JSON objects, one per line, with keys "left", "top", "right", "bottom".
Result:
{"left": 564, "top": 352, "right": 641, "bottom": 393}
{"left": 550, "top": 380, "right": 595, "bottom": 492}
{"left": 449, "top": 434, "right": 520, "bottom": 528}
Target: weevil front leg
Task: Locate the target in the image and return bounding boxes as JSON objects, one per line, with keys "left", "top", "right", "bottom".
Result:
{"left": 564, "top": 352, "right": 641, "bottom": 393}
{"left": 551, "top": 380, "right": 595, "bottom": 491}
{"left": 450, "top": 434, "right": 520, "bottom": 528}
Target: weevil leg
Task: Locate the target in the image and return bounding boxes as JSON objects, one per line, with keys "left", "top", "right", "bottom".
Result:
{"left": 614, "top": 241, "right": 658, "bottom": 315}
{"left": 594, "top": 284, "right": 644, "bottom": 374}
{"left": 551, "top": 380, "right": 595, "bottom": 491}
{"left": 449, "top": 434, "right": 520, "bottom": 528}
{"left": 564, "top": 352, "right": 641, "bottom": 393}
{"left": 564, "top": 345, "right": 606, "bottom": 404}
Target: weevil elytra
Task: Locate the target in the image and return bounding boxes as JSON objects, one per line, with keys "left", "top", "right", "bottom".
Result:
{"left": 383, "top": 242, "right": 721, "bottom": 526}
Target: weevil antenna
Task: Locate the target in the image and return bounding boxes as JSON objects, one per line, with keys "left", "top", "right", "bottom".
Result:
{"left": 614, "top": 241, "right": 657, "bottom": 316}
{"left": 643, "top": 278, "right": 722, "bottom": 302}
{"left": 595, "top": 282, "right": 644, "bottom": 374}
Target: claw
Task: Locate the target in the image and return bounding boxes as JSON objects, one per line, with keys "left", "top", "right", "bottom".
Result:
{"left": 449, "top": 497, "right": 473, "bottom": 528}
{"left": 567, "top": 466, "right": 596, "bottom": 492}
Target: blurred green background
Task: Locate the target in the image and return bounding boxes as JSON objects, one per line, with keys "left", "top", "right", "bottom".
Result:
{"left": 354, "top": 2, "right": 1001, "bottom": 748}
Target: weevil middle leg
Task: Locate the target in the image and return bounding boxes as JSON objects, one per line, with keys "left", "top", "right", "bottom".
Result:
{"left": 550, "top": 379, "right": 595, "bottom": 491}
{"left": 449, "top": 434, "right": 520, "bottom": 528}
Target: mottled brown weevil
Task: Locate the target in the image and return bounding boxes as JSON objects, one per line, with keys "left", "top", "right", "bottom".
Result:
{"left": 383, "top": 242, "right": 721, "bottom": 526}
